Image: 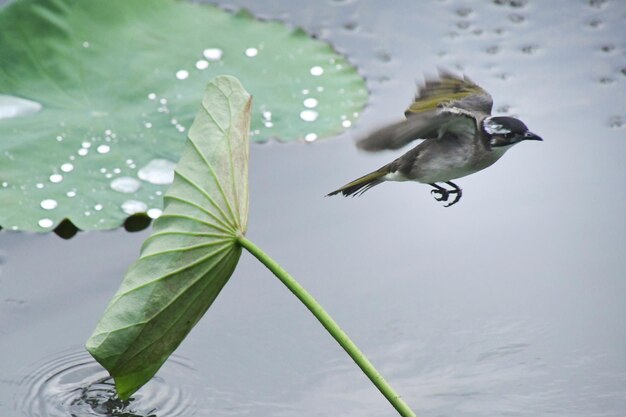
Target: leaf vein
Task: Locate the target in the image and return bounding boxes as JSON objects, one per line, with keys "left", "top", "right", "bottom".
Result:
{"left": 187, "top": 137, "right": 239, "bottom": 230}
{"left": 172, "top": 171, "right": 237, "bottom": 230}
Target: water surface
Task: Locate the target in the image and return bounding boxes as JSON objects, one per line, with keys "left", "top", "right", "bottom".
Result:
{"left": 1, "top": 0, "right": 625, "bottom": 416}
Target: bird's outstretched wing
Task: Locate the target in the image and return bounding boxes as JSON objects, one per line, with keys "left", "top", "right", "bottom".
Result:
{"left": 405, "top": 70, "right": 493, "bottom": 117}
{"left": 357, "top": 70, "right": 493, "bottom": 151}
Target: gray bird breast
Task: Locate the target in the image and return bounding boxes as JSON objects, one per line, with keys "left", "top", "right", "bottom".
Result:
{"left": 403, "top": 137, "right": 509, "bottom": 184}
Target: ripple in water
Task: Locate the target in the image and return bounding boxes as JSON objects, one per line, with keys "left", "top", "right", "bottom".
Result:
{"left": 16, "top": 348, "right": 197, "bottom": 417}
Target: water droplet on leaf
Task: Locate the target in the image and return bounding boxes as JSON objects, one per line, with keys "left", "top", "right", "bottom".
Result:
{"left": 40, "top": 199, "right": 58, "bottom": 210}
{"left": 147, "top": 208, "right": 163, "bottom": 219}
{"left": 110, "top": 177, "right": 141, "bottom": 193}
{"left": 0, "top": 95, "right": 42, "bottom": 120}
{"left": 137, "top": 159, "right": 176, "bottom": 185}
{"left": 38, "top": 218, "right": 54, "bottom": 228}
{"left": 121, "top": 200, "right": 148, "bottom": 215}
{"left": 203, "top": 48, "right": 223, "bottom": 61}
{"left": 195, "top": 60, "right": 209, "bottom": 70}
{"left": 310, "top": 66, "right": 324, "bottom": 76}
{"left": 300, "top": 110, "right": 319, "bottom": 122}
{"left": 303, "top": 98, "right": 318, "bottom": 108}
{"left": 61, "top": 163, "right": 74, "bottom": 172}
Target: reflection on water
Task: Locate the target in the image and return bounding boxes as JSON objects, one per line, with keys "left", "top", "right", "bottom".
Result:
{"left": 15, "top": 349, "right": 196, "bottom": 417}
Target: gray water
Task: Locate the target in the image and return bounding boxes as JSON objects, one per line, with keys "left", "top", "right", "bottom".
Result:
{"left": 1, "top": 0, "right": 625, "bottom": 416}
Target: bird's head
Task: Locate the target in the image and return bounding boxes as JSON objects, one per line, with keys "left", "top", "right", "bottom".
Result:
{"left": 482, "top": 116, "right": 542, "bottom": 148}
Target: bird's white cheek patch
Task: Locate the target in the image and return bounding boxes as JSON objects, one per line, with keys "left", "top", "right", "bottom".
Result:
{"left": 483, "top": 119, "right": 511, "bottom": 135}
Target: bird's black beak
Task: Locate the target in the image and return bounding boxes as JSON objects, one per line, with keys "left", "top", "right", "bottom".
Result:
{"left": 524, "top": 131, "right": 543, "bottom": 141}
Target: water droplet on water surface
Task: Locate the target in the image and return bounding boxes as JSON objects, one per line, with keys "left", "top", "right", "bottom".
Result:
{"left": 137, "top": 159, "right": 176, "bottom": 185}
{"left": 0, "top": 94, "right": 42, "bottom": 120}
{"left": 110, "top": 177, "right": 141, "bottom": 193}
{"left": 608, "top": 115, "right": 624, "bottom": 128}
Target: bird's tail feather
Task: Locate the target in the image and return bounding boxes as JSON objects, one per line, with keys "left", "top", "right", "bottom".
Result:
{"left": 326, "top": 169, "right": 388, "bottom": 197}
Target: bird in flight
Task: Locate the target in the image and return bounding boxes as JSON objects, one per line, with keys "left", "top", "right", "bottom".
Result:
{"left": 327, "top": 70, "right": 542, "bottom": 206}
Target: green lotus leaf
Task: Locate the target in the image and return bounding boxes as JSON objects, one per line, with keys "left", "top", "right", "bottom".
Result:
{"left": 0, "top": 0, "right": 367, "bottom": 232}
{"left": 86, "top": 75, "right": 250, "bottom": 399}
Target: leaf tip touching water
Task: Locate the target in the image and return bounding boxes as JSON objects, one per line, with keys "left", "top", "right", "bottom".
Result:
{"left": 86, "top": 75, "right": 251, "bottom": 399}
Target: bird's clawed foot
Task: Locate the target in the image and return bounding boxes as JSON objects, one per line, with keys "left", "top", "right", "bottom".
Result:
{"left": 429, "top": 182, "right": 463, "bottom": 207}
{"left": 430, "top": 187, "right": 449, "bottom": 202}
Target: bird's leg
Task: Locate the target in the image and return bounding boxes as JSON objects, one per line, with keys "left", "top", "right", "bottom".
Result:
{"left": 429, "top": 183, "right": 450, "bottom": 202}
{"left": 444, "top": 181, "right": 462, "bottom": 207}
{"left": 428, "top": 182, "right": 463, "bottom": 207}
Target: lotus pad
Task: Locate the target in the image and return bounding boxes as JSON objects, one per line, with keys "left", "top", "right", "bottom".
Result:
{"left": 0, "top": 0, "right": 367, "bottom": 231}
